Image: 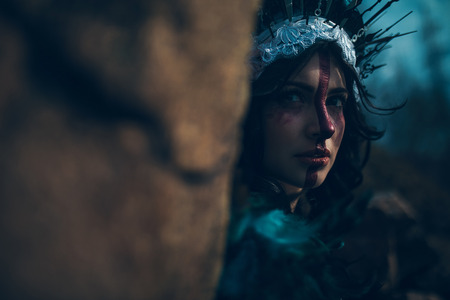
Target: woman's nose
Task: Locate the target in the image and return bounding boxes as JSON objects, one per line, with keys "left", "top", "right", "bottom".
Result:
{"left": 306, "top": 106, "right": 335, "bottom": 139}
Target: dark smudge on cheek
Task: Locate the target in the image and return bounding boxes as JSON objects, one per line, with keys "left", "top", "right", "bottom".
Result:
{"left": 265, "top": 104, "right": 301, "bottom": 126}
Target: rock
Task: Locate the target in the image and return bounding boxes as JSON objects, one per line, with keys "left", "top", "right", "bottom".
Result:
{"left": 0, "top": 1, "right": 258, "bottom": 299}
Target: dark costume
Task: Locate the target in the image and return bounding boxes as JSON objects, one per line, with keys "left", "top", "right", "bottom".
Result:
{"left": 217, "top": 185, "right": 374, "bottom": 300}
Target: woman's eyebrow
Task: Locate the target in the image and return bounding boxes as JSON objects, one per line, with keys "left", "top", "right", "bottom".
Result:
{"left": 284, "top": 82, "right": 348, "bottom": 96}
{"left": 283, "top": 81, "right": 315, "bottom": 93}
{"left": 328, "top": 87, "right": 349, "bottom": 95}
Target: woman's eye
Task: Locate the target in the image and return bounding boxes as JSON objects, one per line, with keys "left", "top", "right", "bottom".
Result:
{"left": 326, "top": 95, "right": 347, "bottom": 107}
{"left": 278, "top": 91, "right": 306, "bottom": 104}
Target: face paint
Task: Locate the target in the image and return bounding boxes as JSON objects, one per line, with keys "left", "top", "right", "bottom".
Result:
{"left": 316, "top": 49, "right": 335, "bottom": 138}
{"left": 304, "top": 49, "right": 333, "bottom": 188}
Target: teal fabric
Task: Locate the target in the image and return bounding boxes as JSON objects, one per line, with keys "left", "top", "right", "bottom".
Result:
{"left": 216, "top": 192, "right": 373, "bottom": 300}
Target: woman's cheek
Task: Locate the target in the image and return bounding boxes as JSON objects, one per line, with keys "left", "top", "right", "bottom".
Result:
{"left": 265, "top": 104, "right": 304, "bottom": 127}
{"left": 332, "top": 112, "right": 345, "bottom": 146}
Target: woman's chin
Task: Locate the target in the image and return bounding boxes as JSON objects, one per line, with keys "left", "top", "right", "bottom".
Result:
{"left": 277, "top": 180, "right": 305, "bottom": 195}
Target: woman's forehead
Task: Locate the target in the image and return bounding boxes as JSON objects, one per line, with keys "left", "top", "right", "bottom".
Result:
{"left": 289, "top": 52, "right": 347, "bottom": 90}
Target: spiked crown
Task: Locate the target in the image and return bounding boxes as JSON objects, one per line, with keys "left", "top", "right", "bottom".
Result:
{"left": 251, "top": 0, "right": 414, "bottom": 80}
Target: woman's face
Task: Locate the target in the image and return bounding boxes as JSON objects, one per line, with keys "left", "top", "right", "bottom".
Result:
{"left": 262, "top": 50, "right": 347, "bottom": 194}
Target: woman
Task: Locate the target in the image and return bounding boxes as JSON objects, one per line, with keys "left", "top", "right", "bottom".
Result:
{"left": 217, "top": 1, "right": 409, "bottom": 299}
{"left": 244, "top": 41, "right": 368, "bottom": 215}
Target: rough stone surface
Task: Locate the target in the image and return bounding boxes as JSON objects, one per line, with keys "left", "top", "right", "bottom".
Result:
{"left": 0, "top": 1, "right": 258, "bottom": 299}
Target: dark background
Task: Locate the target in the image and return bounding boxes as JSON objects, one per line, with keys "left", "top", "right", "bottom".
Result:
{"left": 350, "top": 1, "right": 450, "bottom": 299}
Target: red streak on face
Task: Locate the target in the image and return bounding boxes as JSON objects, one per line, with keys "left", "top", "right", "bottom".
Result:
{"left": 315, "top": 49, "right": 335, "bottom": 138}
{"left": 305, "top": 49, "right": 333, "bottom": 188}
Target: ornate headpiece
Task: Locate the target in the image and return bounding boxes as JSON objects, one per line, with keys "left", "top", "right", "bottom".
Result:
{"left": 251, "top": 0, "right": 414, "bottom": 81}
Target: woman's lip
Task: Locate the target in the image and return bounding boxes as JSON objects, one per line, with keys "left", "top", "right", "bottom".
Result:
{"left": 295, "top": 148, "right": 331, "bottom": 158}
{"left": 294, "top": 148, "right": 331, "bottom": 167}
{"left": 295, "top": 156, "right": 330, "bottom": 167}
